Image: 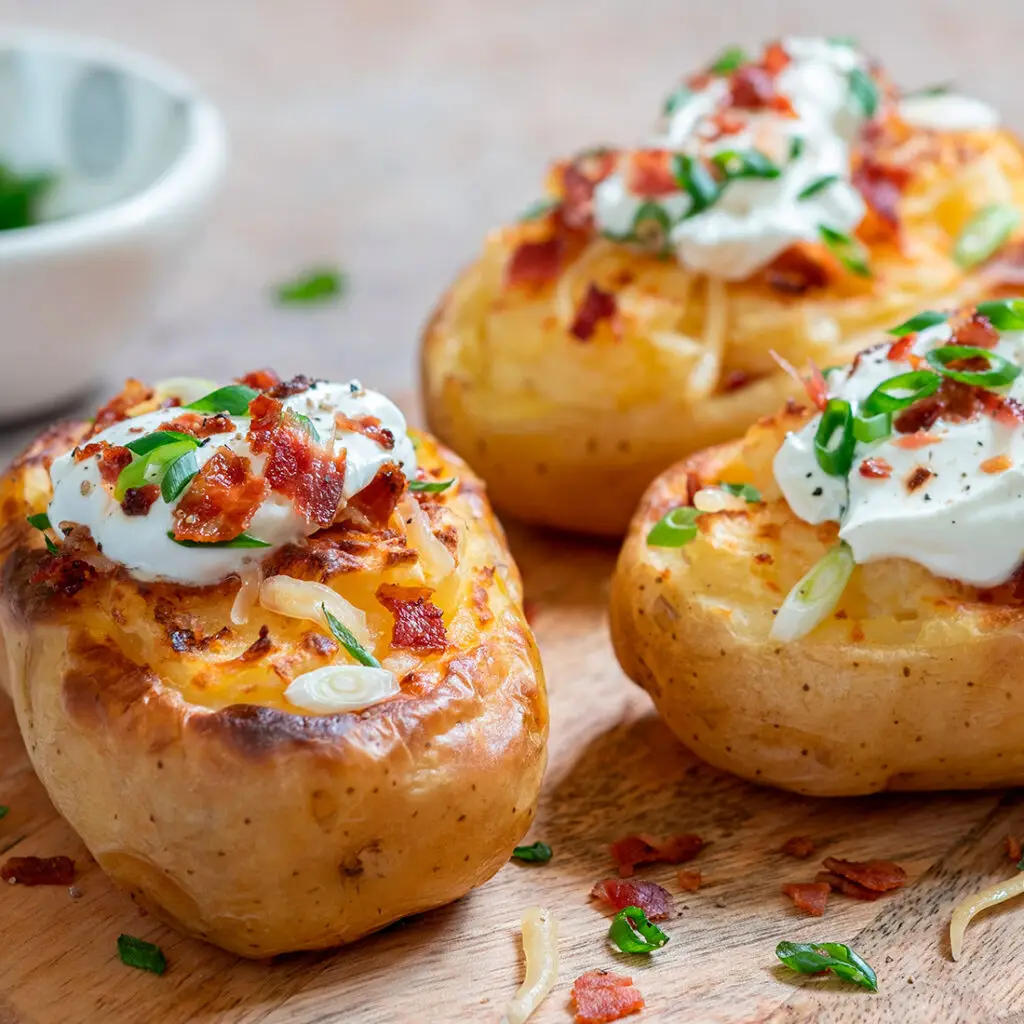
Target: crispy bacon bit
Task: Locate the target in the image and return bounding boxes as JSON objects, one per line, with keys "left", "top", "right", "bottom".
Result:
{"left": 762, "top": 40, "right": 790, "bottom": 74}
{"left": 782, "top": 881, "right": 830, "bottom": 917}
{"left": 74, "top": 441, "right": 133, "bottom": 486}
{"left": 981, "top": 454, "right": 1013, "bottom": 474}
{"left": 571, "top": 972, "right": 645, "bottom": 1024}
{"left": 570, "top": 284, "right": 617, "bottom": 341}
{"left": 590, "top": 879, "right": 672, "bottom": 920}
{"left": 348, "top": 463, "right": 406, "bottom": 526}
{"left": 90, "top": 379, "right": 154, "bottom": 435}
{"left": 730, "top": 66, "right": 792, "bottom": 113}
{"left": 906, "top": 466, "right": 933, "bottom": 492}
{"left": 888, "top": 335, "right": 916, "bottom": 362}
{"left": 821, "top": 857, "right": 908, "bottom": 893}
{"left": 610, "top": 834, "right": 705, "bottom": 878}
{"left": 236, "top": 368, "right": 281, "bottom": 391}
{"left": 121, "top": 485, "right": 160, "bottom": 516}
{"left": 764, "top": 244, "right": 831, "bottom": 295}
{"left": 172, "top": 448, "right": 267, "bottom": 543}
{"left": 853, "top": 158, "right": 909, "bottom": 236}
{"left": 335, "top": 413, "right": 395, "bottom": 450}
{"left": 1006, "top": 835, "right": 1023, "bottom": 863}
{"left": 506, "top": 237, "right": 565, "bottom": 289}
{"left": 816, "top": 871, "right": 882, "bottom": 901}
{"left": 1, "top": 855, "right": 75, "bottom": 886}
{"left": 30, "top": 555, "right": 96, "bottom": 596}
{"left": 722, "top": 369, "right": 751, "bottom": 391}
{"left": 375, "top": 583, "right": 447, "bottom": 652}
{"left": 267, "top": 374, "right": 315, "bottom": 399}
{"left": 894, "top": 431, "right": 940, "bottom": 450}
{"left": 625, "top": 149, "right": 677, "bottom": 197}
{"left": 248, "top": 394, "right": 347, "bottom": 528}
{"left": 953, "top": 312, "right": 999, "bottom": 349}
{"left": 676, "top": 869, "right": 702, "bottom": 892}
{"left": 158, "top": 411, "right": 234, "bottom": 438}
{"left": 781, "top": 836, "right": 816, "bottom": 859}
{"left": 806, "top": 361, "right": 829, "bottom": 411}
{"left": 982, "top": 392, "right": 1024, "bottom": 426}
{"left": 705, "top": 109, "right": 746, "bottom": 140}
{"left": 559, "top": 150, "right": 618, "bottom": 230}
{"left": 859, "top": 457, "right": 893, "bottom": 480}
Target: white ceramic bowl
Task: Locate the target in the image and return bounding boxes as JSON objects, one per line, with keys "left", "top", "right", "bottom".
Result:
{"left": 0, "top": 30, "right": 226, "bottom": 421}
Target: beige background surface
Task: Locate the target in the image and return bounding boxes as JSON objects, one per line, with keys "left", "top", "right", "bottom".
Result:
{"left": 1, "top": 0, "right": 1023, "bottom": 458}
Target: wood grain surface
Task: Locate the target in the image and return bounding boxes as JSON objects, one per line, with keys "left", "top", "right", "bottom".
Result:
{"left": 3, "top": 523, "right": 1024, "bottom": 1024}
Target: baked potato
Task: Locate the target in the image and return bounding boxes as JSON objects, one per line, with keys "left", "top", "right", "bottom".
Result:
{"left": 610, "top": 298, "right": 1024, "bottom": 796}
{"left": 423, "top": 37, "right": 1024, "bottom": 536}
{"left": 0, "top": 373, "right": 547, "bottom": 956}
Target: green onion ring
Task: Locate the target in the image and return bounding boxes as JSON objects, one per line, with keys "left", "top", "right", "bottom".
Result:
{"left": 852, "top": 411, "right": 892, "bottom": 443}
{"left": 926, "top": 345, "right": 1022, "bottom": 388}
{"left": 814, "top": 399, "right": 856, "bottom": 476}
{"left": 862, "top": 370, "right": 941, "bottom": 415}
{"left": 608, "top": 906, "right": 670, "bottom": 954}
{"left": 646, "top": 506, "right": 703, "bottom": 547}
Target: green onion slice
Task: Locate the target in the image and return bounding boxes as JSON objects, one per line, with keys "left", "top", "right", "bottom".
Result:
{"left": 160, "top": 450, "right": 199, "bottom": 504}
{"left": 888, "top": 310, "right": 948, "bottom": 336}
{"left": 976, "top": 298, "right": 1024, "bottom": 331}
{"left": 862, "top": 370, "right": 941, "bottom": 414}
{"left": 953, "top": 204, "right": 1021, "bottom": 269}
{"left": 609, "top": 906, "right": 671, "bottom": 954}
{"left": 712, "top": 150, "right": 781, "bottom": 181}
{"left": 771, "top": 542, "right": 856, "bottom": 642}
{"left": 797, "top": 175, "right": 840, "bottom": 200}
{"left": 775, "top": 940, "right": 878, "bottom": 992}
{"left": 185, "top": 385, "right": 259, "bottom": 416}
{"left": 926, "top": 345, "right": 1022, "bottom": 388}
{"left": 408, "top": 478, "right": 456, "bottom": 494}
{"left": 853, "top": 411, "right": 892, "bottom": 443}
{"left": 26, "top": 512, "right": 51, "bottom": 531}
{"left": 518, "top": 197, "right": 558, "bottom": 222}
{"left": 707, "top": 45, "right": 749, "bottom": 75}
{"left": 511, "top": 841, "right": 553, "bottom": 863}
{"left": 814, "top": 399, "right": 856, "bottom": 476}
{"left": 167, "top": 531, "right": 271, "bottom": 548}
{"left": 672, "top": 154, "right": 719, "bottom": 218}
{"left": 124, "top": 430, "right": 198, "bottom": 456}
{"left": 322, "top": 604, "right": 380, "bottom": 668}
{"left": 719, "top": 482, "right": 762, "bottom": 502}
{"left": 647, "top": 507, "right": 703, "bottom": 548}
{"left": 848, "top": 67, "right": 880, "bottom": 119}
{"left": 630, "top": 201, "right": 673, "bottom": 254}
{"left": 288, "top": 411, "right": 321, "bottom": 443}
{"left": 819, "top": 225, "right": 871, "bottom": 278}
{"left": 789, "top": 136, "right": 806, "bottom": 161}
{"left": 662, "top": 85, "right": 692, "bottom": 116}
{"left": 115, "top": 440, "right": 198, "bottom": 501}
{"left": 117, "top": 934, "right": 167, "bottom": 975}
{"left": 0, "top": 805, "right": 7, "bottom": 819}
{"left": 274, "top": 267, "right": 345, "bottom": 305}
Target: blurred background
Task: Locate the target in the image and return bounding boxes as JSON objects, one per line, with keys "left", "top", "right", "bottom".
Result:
{"left": 1, "top": 0, "right": 1023, "bottom": 452}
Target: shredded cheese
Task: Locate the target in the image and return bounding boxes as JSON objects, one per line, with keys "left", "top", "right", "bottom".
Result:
{"left": 501, "top": 907, "right": 559, "bottom": 1024}
{"left": 949, "top": 872, "right": 1024, "bottom": 961}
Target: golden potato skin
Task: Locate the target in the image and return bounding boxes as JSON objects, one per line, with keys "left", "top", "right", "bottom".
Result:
{"left": 610, "top": 404, "right": 1024, "bottom": 797}
{"left": 0, "top": 423, "right": 547, "bottom": 956}
{"left": 423, "top": 127, "right": 1024, "bottom": 536}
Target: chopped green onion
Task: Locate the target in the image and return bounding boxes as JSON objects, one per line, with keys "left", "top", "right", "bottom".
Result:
{"left": 518, "top": 197, "right": 558, "bottom": 222}
{"left": 828, "top": 35, "right": 859, "bottom": 48}
{"left": 904, "top": 81, "right": 953, "bottom": 98}
{"left": 0, "top": 164, "right": 55, "bottom": 231}
{"left": 124, "top": 430, "right": 198, "bottom": 456}
{"left": 926, "top": 345, "right": 1022, "bottom": 388}
{"left": 408, "top": 478, "right": 456, "bottom": 493}
{"left": 672, "top": 154, "right": 719, "bottom": 218}
{"left": 771, "top": 542, "right": 855, "bottom": 642}
{"left": 775, "top": 940, "right": 877, "bottom": 992}
{"left": 662, "top": 85, "right": 692, "bottom": 116}
{"left": 976, "top": 298, "right": 1024, "bottom": 331}
{"left": 26, "top": 512, "right": 51, "bottom": 531}
{"left": 719, "top": 482, "right": 762, "bottom": 502}
{"left": 115, "top": 440, "right": 197, "bottom": 501}
{"left": 848, "top": 67, "right": 880, "bottom": 119}
{"left": 167, "top": 532, "right": 271, "bottom": 548}
{"left": 511, "top": 841, "right": 553, "bottom": 863}
{"left": 797, "top": 175, "right": 840, "bottom": 200}
{"left": 0, "top": 806, "right": 8, "bottom": 820}
{"left": 274, "top": 267, "right": 345, "bottom": 306}
{"left": 707, "top": 45, "right": 749, "bottom": 75}
{"left": 853, "top": 411, "right": 892, "bottom": 443}
{"left": 630, "top": 201, "right": 673, "bottom": 254}
{"left": 185, "top": 385, "right": 259, "bottom": 416}
{"left": 888, "top": 310, "right": 948, "bottom": 336}
{"left": 117, "top": 934, "right": 167, "bottom": 976}
{"left": 647, "top": 506, "right": 703, "bottom": 548}
{"left": 609, "top": 906, "right": 670, "bottom": 954}
{"left": 711, "top": 150, "right": 781, "bottom": 181}
{"left": 814, "top": 399, "right": 856, "bottom": 476}
{"left": 862, "top": 370, "right": 941, "bottom": 414}
{"left": 322, "top": 604, "right": 380, "bottom": 668}
{"left": 160, "top": 450, "right": 199, "bottom": 504}
{"left": 288, "top": 411, "right": 321, "bottom": 443}
{"left": 953, "top": 204, "right": 1021, "bottom": 269}
{"left": 789, "top": 136, "right": 806, "bottom": 161}
{"left": 44, "top": 535, "right": 58, "bottom": 555}
{"left": 819, "top": 225, "right": 871, "bottom": 277}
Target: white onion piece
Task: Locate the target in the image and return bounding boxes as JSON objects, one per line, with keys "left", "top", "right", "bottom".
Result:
{"left": 693, "top": 487, "right": 749, "bottom": 513}
{"left": 771, "top": 542, "right": 855, "bottom": 642}
{"left": 399, "top": 495, "right": 455, "bottom": 583}
{"left": 950, "top": 873, "right": 1024, "bottom": 961}
{"left": 231, "top": 565, "right": 263, "bottom": 626}
{"left": 284, "top": 665, "right": 398, "bottom": 714}
{"left": 152, "top": 377, "right": 220, "bottom": 406}
{"left": 260, "top": 575, "right": 372, "bottom": 648}
{"left": 501, "top": 907, "right": 559, "bottom": 1024}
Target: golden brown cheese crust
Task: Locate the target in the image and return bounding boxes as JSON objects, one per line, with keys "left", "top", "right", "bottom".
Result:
{"left": 0, "top": 420, "right": 548, "bottom": 956}
{"left": 609, "top": 405, "right": 1024, "bottom": 797}
{"left": 422, "top": 124, "right": 1024, "bottom": 536}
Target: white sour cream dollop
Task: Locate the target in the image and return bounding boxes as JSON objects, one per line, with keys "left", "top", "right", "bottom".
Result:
{"left": 774, "top": 320, "right": 1024, "bottom": 587}
{"left": 47, "top": 379, "right": 417, "bottom": 587}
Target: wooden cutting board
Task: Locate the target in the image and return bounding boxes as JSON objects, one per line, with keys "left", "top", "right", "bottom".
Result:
{"left": 2, "top": 523, "right": 1023, "bottom": 1024}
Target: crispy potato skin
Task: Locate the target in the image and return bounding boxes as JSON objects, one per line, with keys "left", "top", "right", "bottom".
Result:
{"left": 0, "top": 424, "right": 547, "bottom": 956}
{"left": 610, "top": 405, "right": 1024, "bottom": 797}
{"left": 422, "top": 128, "right": 1024, "bottom": 536}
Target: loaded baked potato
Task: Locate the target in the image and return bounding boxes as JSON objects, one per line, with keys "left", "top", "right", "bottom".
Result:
{"left": 610, "top": 298, "right": 1024, "bottom": 796}
{"left": 0, "top": 373, "right": 547, "bottom": 956}
{"left": 423, "top": 37, "right": 1024, "bottom": 535}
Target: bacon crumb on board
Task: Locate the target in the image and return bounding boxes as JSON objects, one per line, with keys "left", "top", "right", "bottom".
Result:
{"left": 821, "top": 857, "right": 907, "bottom": 893}
{"left": 676, "top": 869, "right": 702, "bottom": 892}
{"left": 782, "top": 881, "right": 830, "bottom": 917}
{"left": 610, "top": 834, "right": 704, "bottom": 877}
{"left": 815, "top": 871, "right": 882, "bottom": 901}
{"left": 781, "top": 836, "right": 816, "bottom": 859}
{"left": 1, "top": 855, "right": 75, "bottom": 886}
{"left": 590, "top": 879, "right": 672, "bottom": 920}
{"left": 571, "top": 971, "right": 645, "bottom": 1024}
{"left": 1007, "top": 835, "right": 1023, "bottom": 863}
{"left": 375, "top": 583, "right": 447, "bottom": 652}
